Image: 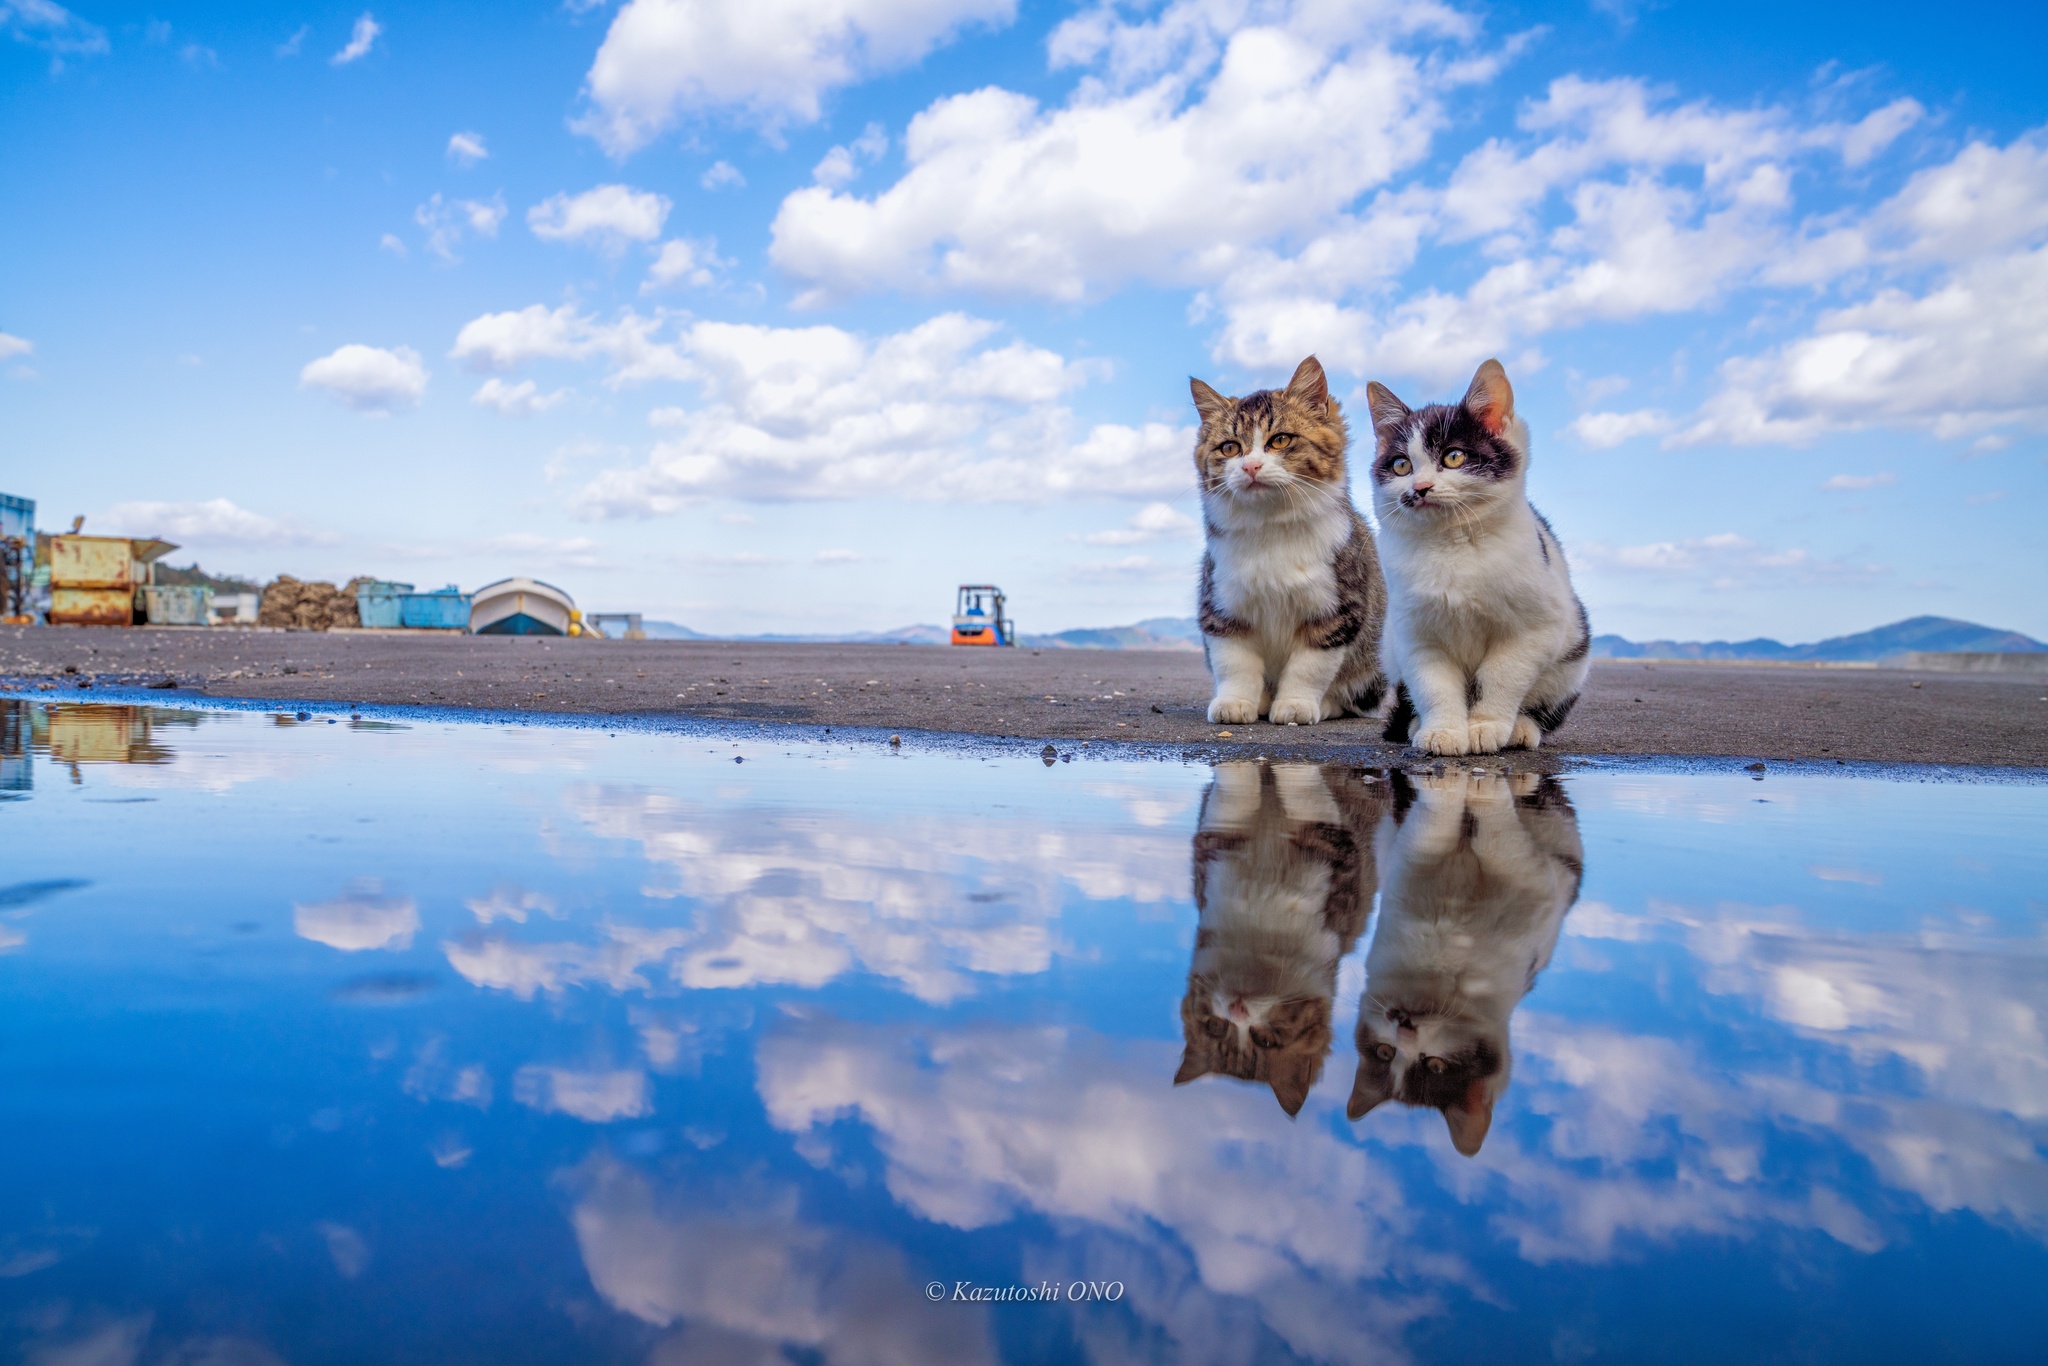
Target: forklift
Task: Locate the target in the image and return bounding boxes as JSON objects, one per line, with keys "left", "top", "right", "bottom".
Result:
{"left": 951, "top": 584, "right": 1016, "bottom": 646}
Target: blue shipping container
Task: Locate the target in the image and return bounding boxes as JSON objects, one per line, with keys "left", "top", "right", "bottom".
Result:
{"left": 399, "top": 585, "right": 471, "bottom": 630}
{"left": 355, "top": 580, "right": 415, "bottom": 629}
{"left": 0, "top": 493, "right": 33, "bottom": 544}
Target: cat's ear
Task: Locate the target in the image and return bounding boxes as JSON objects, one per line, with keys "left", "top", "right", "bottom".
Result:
{"left": 1284, "top": 356, "right": 1331, "bottom": 416}
{"left": 1267, "top": 1051, "right": 1320, "bottom": 1118}
{"left": 1443, "top": 1078, "right": 1496, "bottom": 1157}
{"left": 1347, "top": 1060, "right": 1394, "bottom": 1121}
{"left": 1462, "top": 359, "right": 1515, "bottom": 436}
{"left": 1173, "top": 1050, "right": 1212, "bottom": 1086}
{"left": 1365, "top": 382, "right": 1411, "bottom": 433}
{"left": 1190, "top": 378, "right": 1230, "bottom": 423}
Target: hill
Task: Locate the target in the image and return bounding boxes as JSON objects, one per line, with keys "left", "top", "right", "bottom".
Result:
{"left": 1591, "top": 615, "right": 2046, "bottom": 663}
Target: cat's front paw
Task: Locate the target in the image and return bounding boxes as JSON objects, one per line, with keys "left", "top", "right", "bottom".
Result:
{"left": 1509, "top": 715, "right": 1543, "bottom": 750}
{"left": 1208, "top": 696, "right": 1260, "bottom": 724}
{"left": 1267, "top": 696, "right": 1323, "bottom": 726}
{"left": 1467, "top": 719, "right": 1514, "bottom": 754}
{"left": 1413, "top": 725, "right": 1470, "bottom": 756}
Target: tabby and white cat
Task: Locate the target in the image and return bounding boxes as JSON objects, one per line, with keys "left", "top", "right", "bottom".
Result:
{"left": 1366, "top": 360, "right": 1590, "bottom": 755}
{"left": 1192, "top": 357, "right": 1386, "bottom": 726}
{"left": 1346, "top": 770, "right": 1583, "bottom": 1156}
{"left": 1175, "top": 762, "right": 1385, "bottom": 1116}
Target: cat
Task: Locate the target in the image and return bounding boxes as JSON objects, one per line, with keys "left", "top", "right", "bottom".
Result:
{"left": 1175, "top": 761, "right": 1386, "bottom": 1116}
{"left": 1346, "top": 770, "right": 1583, "bottom": 1156}
{"left": 1365, "top": 359, "right": 1590, "bottom": 755}
{"left": 1191, "top": 356, "right": 1387, "bottom": 727}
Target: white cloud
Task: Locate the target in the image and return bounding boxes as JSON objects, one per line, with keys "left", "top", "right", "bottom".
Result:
{"left": 471, "top": 376, "right": 570, "bottom": 416}
{"left": 1576, "top": 532, "right": 1887, "bottom": 589}
{"left": 449, "top": 304, "right": 678, "bottom": 381}
{"left": 415, "top": 192, "right": 506, "bottom": 261}
{"left": 379, "top": 232, "right": 407, "bottom": 257}
{"left": 331, "top": 11, "right": 381, "bottom": 65}
{"left": 299, "top": 343, "right": 428, "bottom": 414}
{"left": 446, "top": 130, "right": 488, "bottom": 164}
{"left": 699, "top": 159, "right": 745, "bottom": 191}
{"left": 294, "top": 883, "right": 419, "bottom": 952}
{"left": 1079, "top": 501, "right": 1199, "bottom": 545}
{"left": 770, "top": 0, "right": 1469, "bottom": 304}
{"left": 0, "top": 0, "right": 107, "bottom": 56}
{"left": 572, "top": 0, "right": 1017, "bottom": 154}
{"left": 1569, "top": 408, "right": 1673, "bottom": 448}
{"left": 0, "top": 333, "right": 31, "bottom": 361}
{"left": 643, "top": 237, "right": 724, "bottom": 291}
{"left": 1822, "top": 472, "right": 1895, "bottom": 491}
{"left": 277, "top": 24, "right": 308, "bottom": 57}
{"left": 528, "top": 184, "right": 671, "bottom": 251}
{"left": 812, "top": 121, "right": 888, "bottom": 187}
{"left": 101, "top": 497, "right": 334, "bottom": 547}
{"left": 513, "top": 1065, "right": 651, "bottom": 1122}
{"left": 470, "top": 532, "right": 607, "bottom": 569}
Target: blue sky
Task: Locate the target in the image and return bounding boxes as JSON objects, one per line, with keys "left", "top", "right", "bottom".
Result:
{"left": 2, "top": 0, "right": 2043, "bottom": 640}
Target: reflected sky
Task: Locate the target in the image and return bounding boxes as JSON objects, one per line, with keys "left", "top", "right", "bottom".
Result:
{"left": 2, "top": 698, "right": 2045, "bottom": 1364}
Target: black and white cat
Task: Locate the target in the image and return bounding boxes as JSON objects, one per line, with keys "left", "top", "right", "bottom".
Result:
{"left": 1346, "top": 770, "right": 1583, "bottom": 1156}
{"left": 1366, "top": 360, "right": 1590, "bottom": 755}
{"left": 1191, "top": 357, "right": 1387, "bottom": 726}
{"left": 1176, "top": 762, "right": 1385, "bottom": 1116}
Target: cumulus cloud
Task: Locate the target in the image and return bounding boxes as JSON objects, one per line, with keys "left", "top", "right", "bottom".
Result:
{"left": 294, "top": 882, "right": 419, "bottom": 952}
{"left": 1080, "top": 502, "right": 1200, "bottom": 545}
{"left": 528, "top": 184, "right": 671, "bottom": 251}
{"left": 572, "top": 0, "right": 1017, "bottom": 153}
{"left": 469, "top": 532, "right": 606, "bottom": 568}
{"left": 446, "top": 130, "right": 488, "bottom": 164}
{"left": 471, "top": 376, "right": 570, "bottom": 416}
{"left": 513, "top": 1065, "right": 651, "bottom": 1122}
{"left": 1576, "top": 532, "right": 1887, "bottom": 589}
{"left": 0, "top": 332, "right": 32, "bottom": 361}
{"left": 1569, "top": 408, "right": 1674, "bottom": 449}
{"left": 0, "top": 0, "right": 107, "bottom": 57}
{"left": 1822, "top": 472, "right": 1895, "bottom": 491}
{"left": 101, "top": 497, "right": 334, "bottom": 547}
{"left": 812, "top": 121, "right": 887, "bottom": 187}
{"left": 415, "top": 192, "right": 506, "bottom": 261}
{"left": 299, "top": 343, "right": 428, "bottom": 414}
{"left": 699, "top": 159, "right": 744, "bottom": 191}
{"left": 643, "top": 237, "right": 724, "bottom": 291}
{"left": 331, "top": 11, "right": 380, "bottom": 65}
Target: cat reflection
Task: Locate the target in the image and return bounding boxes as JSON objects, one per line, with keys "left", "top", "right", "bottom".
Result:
{"left": 1176, "top": 763, "right": 1385, "bottom": 1116}
{"left": 1348, "top": 770, "right": 1582, "bottom": 1155}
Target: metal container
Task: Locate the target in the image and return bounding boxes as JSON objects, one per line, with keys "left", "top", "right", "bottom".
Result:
{"left": 141, "top": 584, "right": 214, "bottom": 626}
{"left": 0, "top": 493, "right": 32, "bottom": 544}
{"left": 355, "top": 580, "right": 415, "bottom": 629}
{"left": 49, "top": 535, "right": 136, "bottom": 589}
{"left": 49, "top": 587, "right": 133, "bottom": 626}
{"left": 399, "top": 585, "right": 472, "bottom": 630}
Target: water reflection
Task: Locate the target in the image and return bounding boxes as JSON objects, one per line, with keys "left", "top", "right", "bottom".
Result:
{"left": 1348, "top": 771, "right": 1582, "bottom": 1155}
{"left": 0, "top": 697, "right": 198, "bottom": 785}
{"left": 1175, "top": 763, "right": 1384, "bottom": 1116}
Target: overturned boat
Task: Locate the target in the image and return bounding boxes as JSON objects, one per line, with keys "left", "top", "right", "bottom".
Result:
{"left": 469, "top": 577, "right": 575, "bottom": 636}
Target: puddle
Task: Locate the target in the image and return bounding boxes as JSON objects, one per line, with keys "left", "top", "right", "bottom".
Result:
{"left": 2, "top": 699, "right": 2044, "bottom": 1363}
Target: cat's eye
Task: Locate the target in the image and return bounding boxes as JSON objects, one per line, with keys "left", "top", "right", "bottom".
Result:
{"left": 1374, "top": 1043, "right": 1395, "bottom": 1061}
{"left": 1390, "top": 457, "right": 1413, "bottom": 477}
{"left": 1266, "top": 433, "right": 1293, "bottom": 451}
{"left": 1424, "top": 1056, "right": 1448, "bottom": 1074}
{"left": 1440, "top": 449, "right": 1468, "bottom": 469}
{"left": 1217, "top": 440, "right": 1241, "bottom": 457}
{"left": 1202, "top": 1017, "right": 1229, "bottom": 1038}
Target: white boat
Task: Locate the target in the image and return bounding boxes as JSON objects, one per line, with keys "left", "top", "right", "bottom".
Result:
{"left": 469, "top": 577, "right": 575, "bottom": 636}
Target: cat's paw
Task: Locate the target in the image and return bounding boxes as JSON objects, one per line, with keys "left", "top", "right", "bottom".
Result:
{"left": 1467, "top": 719, "right": 1514, "bottom": 754}
{"left": 1414, "top": 725, "right": 1470, "bottom": 756}
{"left": 1208, "top": 696, "right": 1260, "bottom": 724}
{"left": 1509, "top": 715, "right": 1543, "bottom": 750}
{"left": 1267, "top": 696, "right": 1323, "bottom": 726}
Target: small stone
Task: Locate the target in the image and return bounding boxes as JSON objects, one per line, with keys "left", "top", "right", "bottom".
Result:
{"left": 888, "top": 735, "right": 901, "bottom": 746}
{"left": 1216, "top": 730, "right": 1233, "bottom": 738}
{"left": 1041, "top": 744, "right": 1057, "bottom": 757}
{"left": 1910, "top": 681, "right": 1923, "bottom": 688}
{"left": 295, "top": 711, "right": 311, "bottom": 721}
{"left": 1150, "top": 704, "right": 1163, "bottom": 714}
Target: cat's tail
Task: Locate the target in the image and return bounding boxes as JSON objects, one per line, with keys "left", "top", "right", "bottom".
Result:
{"left": 1381, "top": 682, "right": 1416, "bottom": 743}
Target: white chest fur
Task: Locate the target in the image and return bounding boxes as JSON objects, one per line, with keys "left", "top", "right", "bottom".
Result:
{"left": 1381, "top": 502, "right": 1569, "bottom": 660}
{"left": 1207, "top": 502, "right": 1348, "bottom": 651}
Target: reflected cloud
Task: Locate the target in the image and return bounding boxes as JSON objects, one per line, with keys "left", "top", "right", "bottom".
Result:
{"left": 569, "top": 1157, "right": 996, "bottom": 1364}
{"left": 294, "top": 880, "right": 419, "bottom": 951}
{"left": 1175, "top": 763, "right": 1385, "bottom": 1116}
{"left": 514, "top": 1065, "right": 651, "bottom": 1122}
{"left": 1348, "top": 772, "right": 1583, "bottom": 1156}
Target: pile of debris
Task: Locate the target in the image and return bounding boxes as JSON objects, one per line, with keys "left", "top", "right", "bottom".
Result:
{"left": 258, "top": 576, "right": 373, "bottom": 631}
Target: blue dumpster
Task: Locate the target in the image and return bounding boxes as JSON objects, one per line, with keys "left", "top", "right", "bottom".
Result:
{"left": 399, "top": 585, "right": 472, "bottom": 630}
{"left": 355, "top": 580, "right": 415, "bottom": 628}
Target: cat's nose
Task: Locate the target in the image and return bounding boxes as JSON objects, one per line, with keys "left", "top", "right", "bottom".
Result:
{"left": 1411, "top": 478, "right": 1434, "bottom": 492}
{"left": 1240, "top": 458, "right": 1263, "bottom": 479}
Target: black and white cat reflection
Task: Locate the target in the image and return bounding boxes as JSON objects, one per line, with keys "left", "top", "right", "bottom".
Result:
{"left": 1176, "top": 763, "right": 1385, "bottom": 1116}
{"left": 1347, "top": 770, "right": 1583, "bottom": 1156}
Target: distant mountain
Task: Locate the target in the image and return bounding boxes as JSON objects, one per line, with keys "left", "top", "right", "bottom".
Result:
{"left": 639, "top": 620, "right": 949, "bottom": 645}
{"left": 1591, "top": 615, "right": 2046, "bottom": 663}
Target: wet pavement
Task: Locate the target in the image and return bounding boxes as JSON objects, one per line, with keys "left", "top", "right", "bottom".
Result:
{"left": 2, "top": 698, "right": 2046, "bottom": 1364}
{"left": 5, "top": 624, "right": 2047, "bottom": 768}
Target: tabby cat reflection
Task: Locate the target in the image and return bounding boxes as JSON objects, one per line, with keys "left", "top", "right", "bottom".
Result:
{"left": 1191, "top": 357, "right": 1387, "bottom": 727}
{"left": 1175, "top": 762, "right": 1385, "bottom": 1116}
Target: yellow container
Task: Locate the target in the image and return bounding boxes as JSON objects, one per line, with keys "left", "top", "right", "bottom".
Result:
{"left": 49, "top": 535, "right": 136, "bottom": 589}
{"left": 50, "top": 587, "right": 134, "bottom": 626}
